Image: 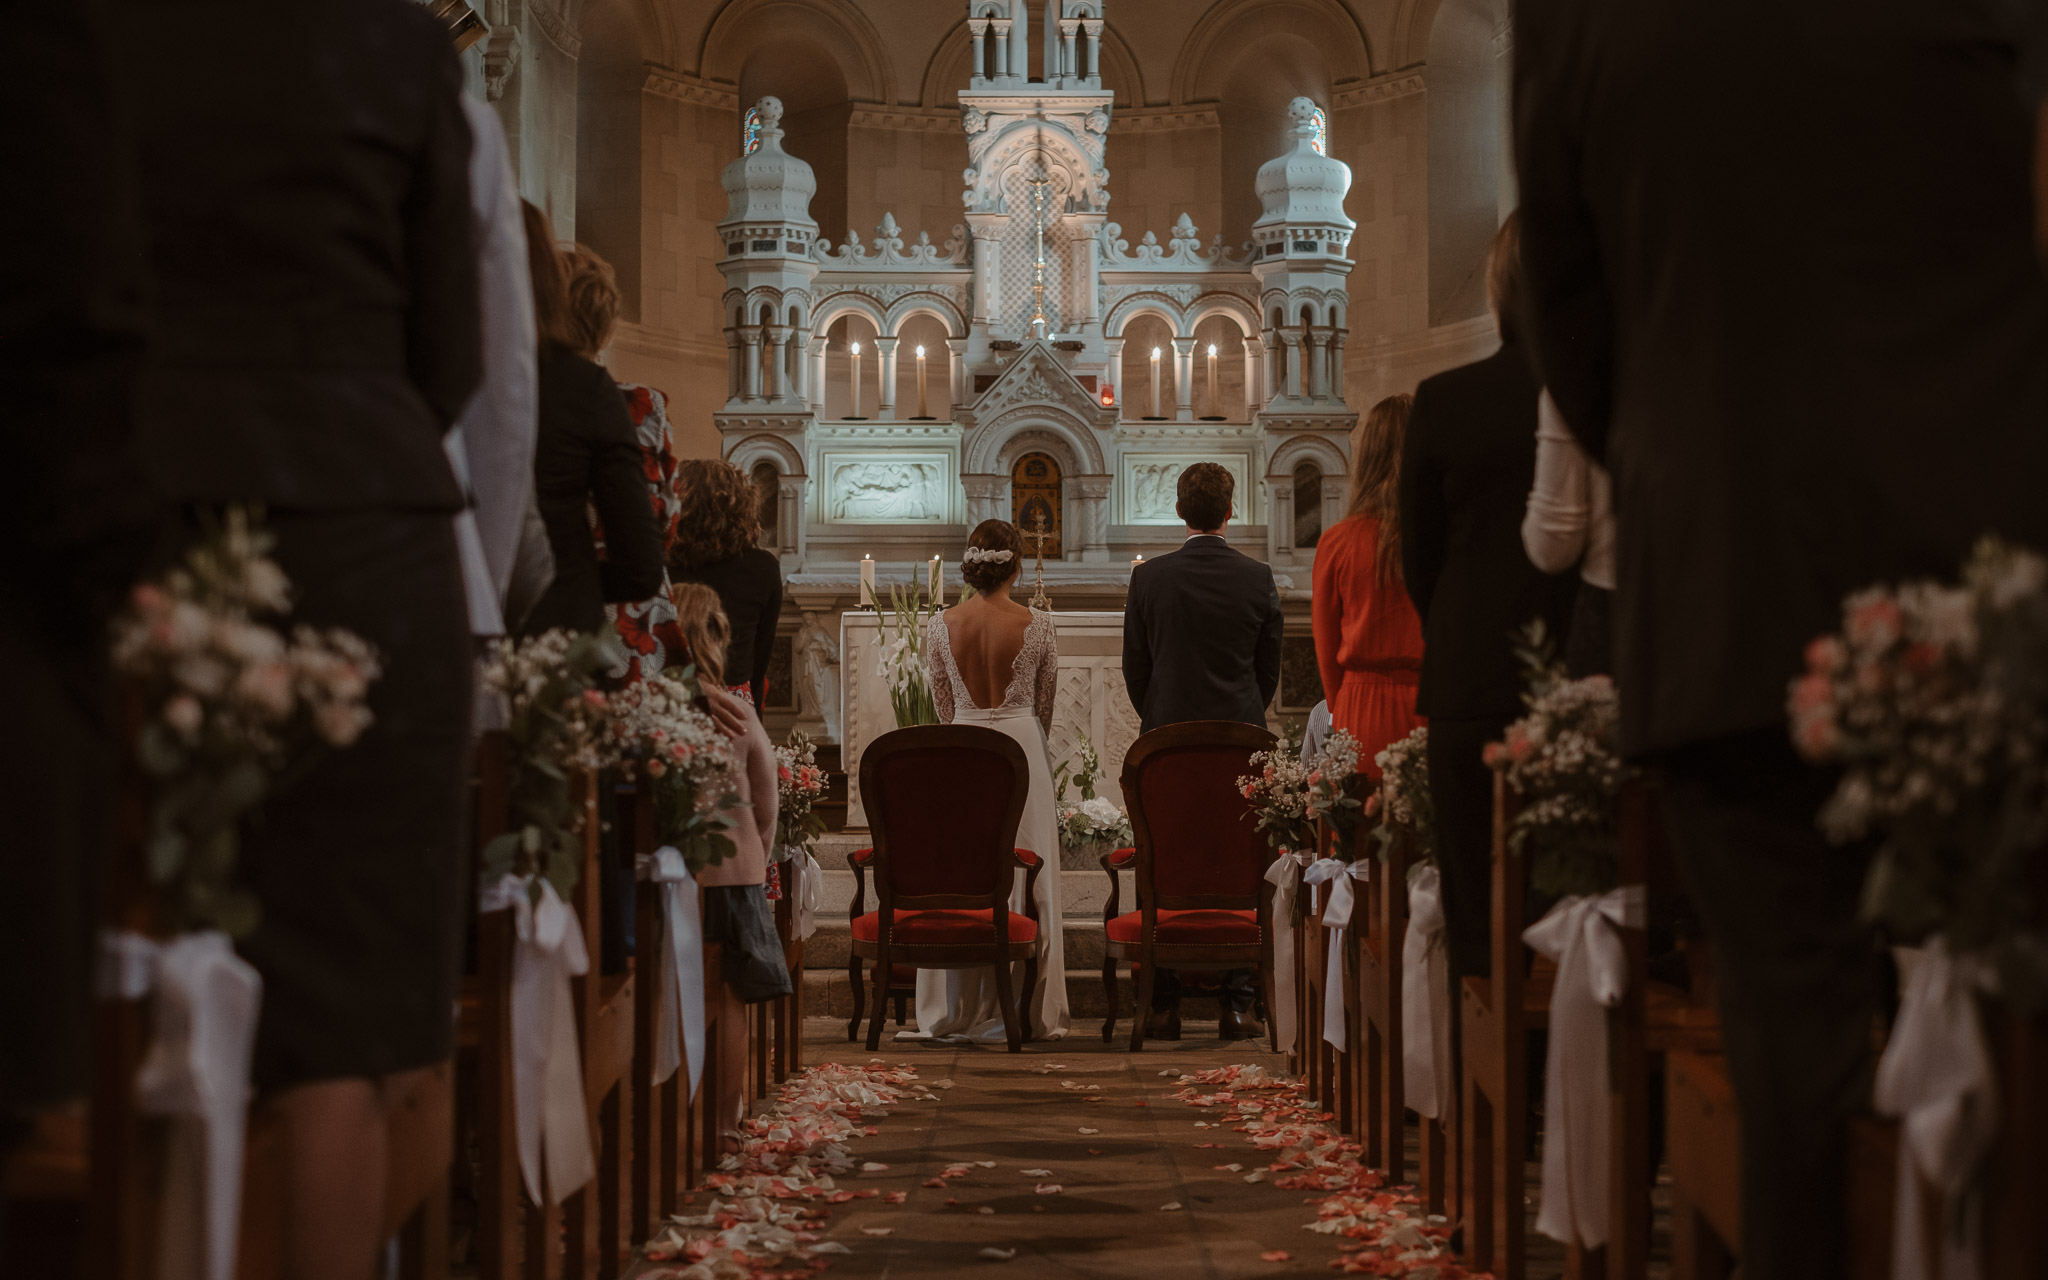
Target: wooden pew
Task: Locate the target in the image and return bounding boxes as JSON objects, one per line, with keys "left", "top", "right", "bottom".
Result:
{"left": 1666, "top": 1050, "right": 1740, "bottom": 1280}
{"left": 1354, "top": 824, "right": 1451, "bottom": 1213}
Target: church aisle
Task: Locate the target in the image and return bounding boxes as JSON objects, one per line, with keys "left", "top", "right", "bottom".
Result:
{"left": 630, "top": 1019, "right": 1540, "bottom": 1280}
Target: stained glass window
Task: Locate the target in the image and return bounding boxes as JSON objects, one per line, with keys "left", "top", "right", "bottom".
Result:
{"left": 742, "top": 106, "right": 763, "bottom": 155}
{"left": 1309, "top": 106, "right": 1328, "bottom": 157}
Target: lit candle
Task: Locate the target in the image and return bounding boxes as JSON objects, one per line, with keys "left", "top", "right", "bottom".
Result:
{"left": 860, "top": 553, "right": 875, "bottom": 608}
{"left": 915, "top": 344, "right": 929, "bottom": 419}
{"left": 1149, "top": 347, "right": 1162, "bottom": 418}
{"left": 928, "top": 555, "right": 942, "bottom": 602}
{"left": 1206, "top": 342, "right": 1219, "bottom": 416}
{"left": 850, "top": 340, "right": 863, "bottom": 419}
{"left": 1130, "top": 553, "right": 1144, "bottom": 573}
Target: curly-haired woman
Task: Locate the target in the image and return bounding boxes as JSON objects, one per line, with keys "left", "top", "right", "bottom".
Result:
{"left": 668, "top": 458, "right": 783, "bottom": 705}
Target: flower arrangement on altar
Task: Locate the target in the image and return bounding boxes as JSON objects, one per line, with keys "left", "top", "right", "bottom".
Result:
{"left": 111, "top": 508, "right": 381, "bottom": 935}
{"left": 604, "top": 670, "right": 742, "bottom": 877}
{"left": 878, "top": 582, "right": 939, "bottom": 727}
{"left": 1789, "top": 539, "right": 2048, "bottom": 1006}
{"left": 479, "top": 629, "right": 617, "bottom": 902}
{"left": 1238, "top": 722, "right": 1314, "bottom": 857}
{"left": 773, "top": 730, "right": 830, "bottom": 860}
{"left": 1487, "top": 621, "right": 1632, "bottom": 897}
{"left": 1055, "top": 737, "right": 1133, "bottom": 849}
{"left": 1369, "top": 726, "right": 1433, "bottom": 862}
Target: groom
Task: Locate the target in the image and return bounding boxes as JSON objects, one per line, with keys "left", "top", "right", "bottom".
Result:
{"left": 1121, "top": 462, "right": 1283, "bottom": 1040}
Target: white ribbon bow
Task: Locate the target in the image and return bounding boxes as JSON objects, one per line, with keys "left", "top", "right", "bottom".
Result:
{"left": 1522, "top": 885, "right": 1647, "bottom": 1249}
{"left": 99, "top": 929, "right": 262, "bottom": 1280}
{"left": 478, "top": 875, "right": 596, "bottom": 1206}
{"left": 1262, "top": 849, "right": 1318, "bottom": 1054}
{"left": 1874, "top": 937, "right": 1998, "bottom": 1280}
{"left": 791, "top": 847, "right": 824, "bottom": 942}
{"left": 636, "top": 848, "right": 708, "bottom": 1100}
{"left": 1401, "top": 865, "right": 1454, "bottom": 1119}
{"left": 1303, "top": 858, "right": 1372, "bottom": 1051}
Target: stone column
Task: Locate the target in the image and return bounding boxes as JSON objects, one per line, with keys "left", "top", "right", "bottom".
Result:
{"left": 726, "top": 327, "right": 741, "bottom": 402}
{"left": 1104, "top": 336, "right": 1125, "bottom": 415}
{"left": 1082, "top": 21, "right": 1102, "bottom": 82}
{"left": 779, "top": 476, "right": 806, "bottom": 560}
{"left": 991, "top": 19, "right": 1012, "bottom": 82}
{"left": 962, "top": 474, "right": 1009, "bottom": 527}
{"left": 1242, "top": 340, "right": 1261, "bottom": 419}
{"left": 808, "top": 335, "right": 829, "bottom": 413}
{"left": 1308, "top": 327, "right": 1327, "bottom": 400}
{"left": 1059, "top": 20, "right": 1079, "bottom": 84}
{"left": 790, "top": 325, "right": 811, "bottom": 402}
{"left": 766, "top": 325, "right": 791, "bottom": 400}
{"left": 741, "top": 326, "right": 763, "bottom": 401}
{"left": 1331, "top": 331, "right": 1347, "bottom": 402}
{"left": 946, "top": 338, "right": 967, "bottom": 410}
{"left": 968, "top": 18, "right": 988, "bottom": 85}
{"left": 1171, "top": 337, "right": 1196, "bottom": 422}
{"left": 1075, "top": 474, "right": 1113, "bottom": 563}
{"left": 874, "top": 336, "right": 899, "bottom": 420}
{"left": 1260, "top": 328, "right": 1279, "bottom": 406}
{"left": 1067, "top": 219, "right": 1103, "bottom": 330}
{"left": 1321, "top": 474, "right": 1348, "bottom": 537}
{"left": 969, "top": 221, "right": 1001, "bottom": 323}
{"left": 1266, "top": 476, "right": 1294, "bottom": 565}
{"left": 1281, "top": 331, "right": 1303, "bottom": 399}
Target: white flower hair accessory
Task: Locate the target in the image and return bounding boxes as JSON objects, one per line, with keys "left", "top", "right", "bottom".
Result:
{"left": 962, "top": 547, "right": 1015, "bottom": 564}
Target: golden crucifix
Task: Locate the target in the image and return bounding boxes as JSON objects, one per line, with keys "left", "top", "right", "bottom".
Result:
{"left": 1021, "top": 508, "right": 1054, "bottom": 611}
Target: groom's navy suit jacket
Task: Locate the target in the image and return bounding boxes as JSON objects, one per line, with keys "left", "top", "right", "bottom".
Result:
{"left": 1121, "top": 535, "right": 1284, "bottom": 736}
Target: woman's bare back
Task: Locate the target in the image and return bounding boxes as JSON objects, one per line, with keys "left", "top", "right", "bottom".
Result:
{"left": 943, "top": 594, "right": 1036, "bottom": 709}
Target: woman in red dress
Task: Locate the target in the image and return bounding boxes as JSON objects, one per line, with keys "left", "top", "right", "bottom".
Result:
{"left": 1312, "top": 393, "right": 1426, "bottom": 774}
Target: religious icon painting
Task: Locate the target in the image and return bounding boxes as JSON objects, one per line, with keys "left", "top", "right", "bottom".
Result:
{"left": 1011, "top": 452, "right": 1063, "bottom": 559}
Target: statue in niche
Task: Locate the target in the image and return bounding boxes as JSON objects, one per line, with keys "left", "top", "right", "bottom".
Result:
{"left": 794, "top": 611, "right": 841, "bottom": 743}
{"left": 830, "top": 461, "right": 942, "bottom": 521}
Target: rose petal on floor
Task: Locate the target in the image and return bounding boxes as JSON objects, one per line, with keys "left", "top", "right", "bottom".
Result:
{"left": 1261, "top": 1249, "right": 1291, "bottom": 1262}
{"left": 978, "top": 1247, "right": 1018, "bottom": 1261}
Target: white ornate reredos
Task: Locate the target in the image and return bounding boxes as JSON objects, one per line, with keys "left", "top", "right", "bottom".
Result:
{"left": 712, "top": 0, "right": 1358, "bottom": 583}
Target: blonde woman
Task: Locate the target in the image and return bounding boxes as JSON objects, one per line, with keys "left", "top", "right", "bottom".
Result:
{"left": 1311, "top": 393, "right": 1426, "bottom": 774}
{"left": 671, "top": 583, "right": 790, "bottom": 1000}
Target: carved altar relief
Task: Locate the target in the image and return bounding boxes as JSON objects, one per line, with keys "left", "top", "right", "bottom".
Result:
{"left": 821, "top": 453, "right": 951, "bottom": 522}
{"left": 1122, "top": 454, "right": 1252, "bottom": 525}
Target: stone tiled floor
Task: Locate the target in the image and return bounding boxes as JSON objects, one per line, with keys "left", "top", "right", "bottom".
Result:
{"left": 637, "top": 1019, "right": 1602, "bottom": 1279}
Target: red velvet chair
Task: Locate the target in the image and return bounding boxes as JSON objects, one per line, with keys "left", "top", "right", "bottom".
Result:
{"left": 1102, "top": 720, "right": 1281, "bottom": 1052}
{"left": 844, "top": 848, "right": 917, "bottom": 1041}
{"left": 852, "top": 725, "right": 1043, "bottom": 1053}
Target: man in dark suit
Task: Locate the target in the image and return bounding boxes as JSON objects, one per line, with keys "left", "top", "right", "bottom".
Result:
{"left": 1398, "top": 215, "right": 1577, "bottom": 985}
{"left": 1514, "top": 3, "right": 2048, "bottom": 1273}
{"left": 1121, "top": 462, "right": 1284, "bottom": 1039}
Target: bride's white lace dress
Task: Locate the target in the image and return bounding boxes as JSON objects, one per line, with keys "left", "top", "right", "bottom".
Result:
{"left": 902, "top": 607, "right": 1071, "bottom": 1042}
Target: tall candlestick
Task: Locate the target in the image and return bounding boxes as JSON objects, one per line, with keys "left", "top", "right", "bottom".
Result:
{"left": 928, "top": 555, "right": 941, "bottom": 602}
{"left": 1206, "top": 342, "right": 1219, "bottom": 417}
{"left": 859, "top": 554, "right": 875, "bottom": 608}
{"left": 915, "top": 345, "right": 929, "bottom": 418}
{"left": 849, "top": 341, "right": 863, "bottom": 420}
{"left": 1149, "top": 347, "right": 1161, "bottom": 418}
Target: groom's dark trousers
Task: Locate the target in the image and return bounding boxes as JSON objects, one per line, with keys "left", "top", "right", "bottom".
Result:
{"left": 1121, "top": 534, "right": 1284, "bottom": 1015}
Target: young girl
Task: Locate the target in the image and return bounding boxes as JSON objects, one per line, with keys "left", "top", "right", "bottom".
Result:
{"left": 671, "top": 583, "right": 790, "bottom": 1000}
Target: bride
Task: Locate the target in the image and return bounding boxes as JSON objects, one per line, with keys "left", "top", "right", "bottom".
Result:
{"left": 905, "top": 519, "right": 1071, "bottom": 1042}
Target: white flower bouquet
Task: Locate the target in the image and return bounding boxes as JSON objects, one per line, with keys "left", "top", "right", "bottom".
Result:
{"left": 1302, "top": 728, "right": 1374, "bottom": 858}
{"left": 1488, "top": 621, "right": 1631, "bottom": 897}
{"left": 878, "top": 583, "right": 939, "bottom": 728}
{"left": 110, "top": 508, "right": 381, "bottom": 935}
{"left": 1238, "top": 723, "right": 1314, "bottom": 858}
{"left": 773, "top": 730, "right": 830, "bottom": 859}
{"left": 1369, "top": 726, "right": 1432, "bottom": 862}
{"left": 1054, "top": 737, "right": 1130, "bottom": 848}
{"left": 480, "top": 629, "right": 617, "bottom": 901}
{"left": 604, "top": 671, "right": 743, "bottom": 877}
{"left": 1790, "top": 539, "right": 2048, "bottom": 1006}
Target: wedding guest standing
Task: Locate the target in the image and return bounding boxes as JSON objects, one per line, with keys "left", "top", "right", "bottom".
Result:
{"left": 1398, "top": 213, "right": 1576, "bottom": 986}
{"left": 1515, "top": 2, "right": 2048, "bottom": 1272}
{"left": 561, "top": 245, "right": 684, "bottom": 680}
{"left": 1122, "top": 462, "right": 1284, "bottom": 1040}
{"left": 670, "top": 585, "right": 790, "bottom": 1000}
{"left": 518, "top": 208, "right": 663, "bottom": 637}
{"left": 0, "top": 0, "right": 156, "bottom": 1169}
{"left": 110, "top": 3, "right": 480, "bottom": 1276}
{"left": 1312, "top": 393, "right": 1426, "bottom": 774}
{"left": 668, "top": 459, "right": 784, "bottom": 706}
{"left": 1519, "top": 389, "right": 1613, "bottom": 677}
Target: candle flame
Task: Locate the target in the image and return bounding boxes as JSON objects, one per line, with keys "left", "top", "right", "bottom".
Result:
{"left": 1152, "top": 347, "right": 1161, "bottom": 359}
{"left": 851, "top": 341, "right": 861, "bottom": 355}
{"left": 1208, "top": 343, "right": 1217, "bottom": 356}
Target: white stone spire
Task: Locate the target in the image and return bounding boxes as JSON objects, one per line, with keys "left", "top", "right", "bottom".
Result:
{"left": 719, "top": 96, "right": 818, "bottom": 242}
{"left": 1252, "top": 97, "right": 1354, "bottom": 240}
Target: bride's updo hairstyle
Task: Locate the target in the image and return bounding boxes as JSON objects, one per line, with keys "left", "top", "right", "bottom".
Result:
{"left": 959, "top": 519, "right": 1024, "bottom": 592}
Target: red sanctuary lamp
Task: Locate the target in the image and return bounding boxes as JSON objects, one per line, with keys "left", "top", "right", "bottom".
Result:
{"left": 1100, "top": 385, "right": 1116, "bottom": 407}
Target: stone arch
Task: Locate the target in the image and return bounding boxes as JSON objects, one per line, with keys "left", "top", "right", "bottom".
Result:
{"left": 919, "top": 21, "right": 975, "bottom": 106}
{"left": 724, "top": 431, "right": 807, "bottom": 478}
{"left": 1425, "top": 0, "right": 1511, "bottom": 326}
{"left": 810, "top": 290, "right": 889, "bottom": 339}
{"left": 883, "top": 293, "right": 969, "bottom": 339}
{"left": 1266, "top": 431, "right": 1348, "bottom": 481}
{"left": 1094, "top": 24, "right": 1145, "bottom": 107}
{"left": 744, "top": 288, "right": 785, "bottom": 325}
{"left": 965, "top": 407, "right": 1106, "bottom": 475}
{"left": 1184, "top": 294, "right": 1261, "bottom": 339}
{"left": 723, "top": 289, "right": 748, "bottom": 328}
{"left": 699, "top": 0, "right": 893, "bottom": 103}
{"left": 1102, "top": 293, "right": 1186, "bottom": 340}
{"left": 1170, "top": 0, "right": 1373, "bottom": 105}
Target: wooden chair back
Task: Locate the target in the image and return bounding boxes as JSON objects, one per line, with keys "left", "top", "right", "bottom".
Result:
{"left": 1122, "top": 721, "right": 1278, "bottom": 917}
{"left": 859, "top": 725, "right": 1030, "bottom": 917}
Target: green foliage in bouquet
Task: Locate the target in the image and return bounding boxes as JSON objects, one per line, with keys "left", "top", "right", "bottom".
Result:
{"left": 1238, "top": 721, "right": 1316, "bottom": 856}
{"left": 1791, "top": 539, "right": 2048, "bottom": 1008}
{"left": 613, "top": 665, "right": 742, "bottom": 879}
{"left": 773, "top": 729, "right": 830, "bottom": 860}
{"left": 1493, "top": 620, "right": 1631, "bottom": 899}
{"left": 1303, "top": 729, "right": 1375, "bottom": 860}
{"left": 1369, "top": 726, "right": 1433, "bottom": 867}
{"left": 112, "top": 507, "right": 382, "bottom": 936}
{"left": 480, "top": 630, "right": 616, "bottom": 904}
